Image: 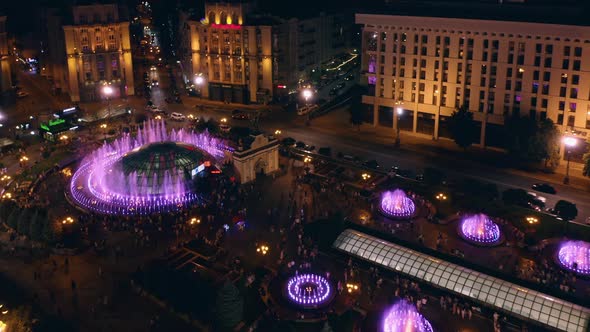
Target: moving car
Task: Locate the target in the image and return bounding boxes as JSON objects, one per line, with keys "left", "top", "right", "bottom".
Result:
{"left": 16, "top": 91, "right": 29, "bottom": 98}
{"left": 231, "top": 111, "right": 249, "bottom": 120}
{"left": 532, "top": 183, "right": 556, "bottom": 194}
{"left": 170, "top": 112, "right": 186, "bottom": 121}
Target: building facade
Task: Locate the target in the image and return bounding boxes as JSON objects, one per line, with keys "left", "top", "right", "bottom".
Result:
{"left": 181, "top": 2, "right": 352, "bottom": 104}
{"left": 0, "top": 16, "right": 13, "bottom": 104}
{"left": 357, "top": 14, "right": 590, "bottom": 152}
{"left": 232, "top": 134, "right": 279, "bottom": 184}
{"left": 60, "top": 4, "right": 134, "bottom": 103}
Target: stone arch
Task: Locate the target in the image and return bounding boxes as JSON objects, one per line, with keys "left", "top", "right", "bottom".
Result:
{"left": 254, "top": 158, "right": 267, "bottom": 176}
{"left": 208, "top": 11, "right": 216, "bottom": 24}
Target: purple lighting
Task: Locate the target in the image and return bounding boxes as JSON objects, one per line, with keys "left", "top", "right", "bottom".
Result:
{"left": 286, "top": 274, "right": 332, "bottom": 308}
{"left": 459, "top": 213, "right": 502, "bottom": 246}
{"left": 380, "top": 189, "right": 416, "bottom": 219}
{"left": 69, "top": 120, "right": 229, "bottom": 215}
{"left": 558, "top": 241, "right": 590, "bottom": 276}
{"left": 382, "top": 300, "right": 433, "bottom": 332}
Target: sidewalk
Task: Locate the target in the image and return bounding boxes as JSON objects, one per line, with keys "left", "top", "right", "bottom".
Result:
{"left": 311, "top": 108, "right": 590, "bottom": 191}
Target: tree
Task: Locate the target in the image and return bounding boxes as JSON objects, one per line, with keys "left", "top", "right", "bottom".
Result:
{"left": 29, "top": 209, "right": 44, "bottom": 242}
{"left": 42, "top": 218, "right": 60, "bottom": 244}
{"left": 7, "top": 208, "right": 20, "bottom": 229}
{"left": 554, "top": 200, "right": 578, "bottom": 221}
{"left": 349, "top": 101, "right": 364, "bottom": 131}
{"left": 214, "top": 280, "right": 244, "bottom": 331}
{"left": 583, "top": 153, "right": 590, "bottom": 178}
{"left": 504, "top": 116, "right": 560, "bottom": 167}
{"left": 17, "top": 208, "right": 31, "bottom": 236}
{"left": 448, "top": 105, "right": 476, "bottom": 150}
{"left": 502, "top": 188, "right": 531, "bottom": 207}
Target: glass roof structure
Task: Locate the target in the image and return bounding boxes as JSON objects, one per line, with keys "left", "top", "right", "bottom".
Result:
{"left": 332, "top": 229, "right": 590, "bottom": 332}
{"left": 121, "top": 142, "right": 205, "bottom": 176}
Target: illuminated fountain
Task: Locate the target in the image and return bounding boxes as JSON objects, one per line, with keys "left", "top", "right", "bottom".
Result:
{"left": 382, "top": 300, "right": 433, "bottom": 332}
{"left": 69, "top": 120, "right": 229, "bottom": 215}
{"left": 380, "top": 189, "right": 416, "bottom": 219}
{"left": 285, "top": 273, "right": 333, "bottom": 309}
{"left": 557, "top": 241, "right": 590, "bottom": 276}
{"left": 458, "top": 213, "right": 502, "bottom": 246}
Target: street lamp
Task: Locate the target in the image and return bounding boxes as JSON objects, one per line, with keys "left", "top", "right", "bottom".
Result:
{"left": 195, "top": 75, "right": 205, "bottom": 98}
{"left": 302, "top": 88, "right": 313, "bottom": 105}
{"left": 62, "top": 216, "right": 74, "bottom": 224}
{"left": 274, "top": 129, "right": 282, "bottom": 136}
{"left": 395, "top": 107, "right": 403, "bottom": 147}
{"left": 102, "top": 85, "right": 114, "bottom": 122}
{"left": 563, "top": 137, "right": 577, "bottom": 184}
{"left": 256, "top": 244, "right": 269, "bottom": 255}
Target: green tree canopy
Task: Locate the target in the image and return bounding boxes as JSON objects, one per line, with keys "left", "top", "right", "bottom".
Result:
{"left": 214, "top": 280, "right": 244, "bottom": 331}
{"left": 554, "top": 200, "right": 578, "bottom": 221}
{"left": 448, "top": 105, "right": 476, "bottom": 150}
{"left": 504, "top": 115, "right": 560, "bottom": 167}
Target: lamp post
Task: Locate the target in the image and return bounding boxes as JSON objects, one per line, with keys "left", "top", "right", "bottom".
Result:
{"left": 102, "top": 85, "right": 113, "bottom": 123}
{"left": 302, "top": 88, "right": 313, "bottom": 106}
{"left": 395, "top": 107, "right": 403, "bottom": 147}
{"left": 563, "top": 137, "right": 577, "bottom": 185}
{"left": 195, "top": 75, "right": 205, "bottom": 98}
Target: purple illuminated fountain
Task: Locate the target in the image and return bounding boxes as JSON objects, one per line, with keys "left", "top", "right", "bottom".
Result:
{"left": 380, "top": 189, "right": 416, "bottom": 219}
{"left": 458, "top": 213, "right": 502, "bottom": 246}
{"left": 382, "top": 300, "right": 433, "bottom": 332}
{"left": 285, "top": 273, "right": 333, "bottom": 308}
{"left": 557, "top": 241, "right": 590, "bottom": 276}
{"left": 69, "top": 120, "right": 229, "bottom": 215}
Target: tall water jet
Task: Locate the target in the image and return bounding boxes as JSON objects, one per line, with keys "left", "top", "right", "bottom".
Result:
{"left": 69, "top": 120, "right": 230, "bottom": 215}
{"left": 458, "top": 213, "right": 502, "bottom": 246}
{"left": 380, "top": 189, "right": 416, "bottom": 219}
{"left": 382, "top": 300, "right": 433, "bottom": 332}
{"left": 557, "top": 241, "right": 590, "bottom": 276}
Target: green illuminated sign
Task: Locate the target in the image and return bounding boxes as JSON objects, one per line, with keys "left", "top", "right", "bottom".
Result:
{"left": 40, "top": 118, "right": 66, "bottom": 131}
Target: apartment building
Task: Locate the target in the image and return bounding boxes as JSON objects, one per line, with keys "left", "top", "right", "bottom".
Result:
{"left": 357, "top": 13, "right": 590, "bottom": 151}
{"left": 0, "top": 15, "right": 13, "bottom": 104}
{"left": 180, "top": 1, "right": 351, "bottom": 104}
{"left": 47, "top": 4, "right": 134, "bottom": 103}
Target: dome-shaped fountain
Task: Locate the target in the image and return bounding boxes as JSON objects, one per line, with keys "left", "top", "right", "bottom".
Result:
{"left": 458, "top": 213, "right": 502, "bottom": 246}
{"left": 382, "top": 300, "right": 433, "bottom": 332}
{"left": 69, "top": 120, "right": 229, "bottom": 215}
{"left": 380, "top": 189, "right": 416, "bottom": 219}
{"left": 285, "top": 273, "right": 333, "bottom": 309}
{"left": 557, "top": 241, "right": 590, "bottom": 276}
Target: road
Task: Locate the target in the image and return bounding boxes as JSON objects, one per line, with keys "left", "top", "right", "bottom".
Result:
{"left": 256, "top": 109, "right": 590, "bottom": 224}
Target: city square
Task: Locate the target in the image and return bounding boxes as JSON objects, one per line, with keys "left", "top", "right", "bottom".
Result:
{"left": 0, "top": 0, "right": 590, "bottom": 332}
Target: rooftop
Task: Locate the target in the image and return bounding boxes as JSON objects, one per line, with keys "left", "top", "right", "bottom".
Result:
{"left": 363, "top": 0, "right": 590, "bottom": 26}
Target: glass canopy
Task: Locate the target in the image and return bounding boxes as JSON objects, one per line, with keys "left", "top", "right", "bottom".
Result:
{"left": 332, "top": 229, "right": 590, "bottom": 332}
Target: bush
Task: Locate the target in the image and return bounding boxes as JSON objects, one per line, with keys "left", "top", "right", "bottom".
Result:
{"left": 423, "top": 167, "right": 445, "bottom": 185}
{"left": 502, "top": 188, "right": 531, "bottom": 207}
{"left": 554, "top": 200, "right": 578, "bottom": 221}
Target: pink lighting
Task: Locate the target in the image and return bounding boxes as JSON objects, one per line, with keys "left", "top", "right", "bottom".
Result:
{"left": 69, "top": 120, "right": 229, "bottom": 215}
{"left": 458, "top": 213, "right": 502, "bottom": 246}
{"left": 211, "top": 23, "right": 242, "bottom": 30}
{"left": 382, "top": 300, "right": 433, "bottom": 332}
{"left": 558, "top": 241, "right": 590, "bottom": 275}
{"left": 286, "top": 273, "right": 333, "bottom": 308}
{"left": 380, "top": 189, "right": 416, "bottom": 219}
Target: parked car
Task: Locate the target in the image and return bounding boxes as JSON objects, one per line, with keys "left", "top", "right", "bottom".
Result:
{"left": 532, "top": 183, "right": 556, "bottom": 194}
{"left": 170, "top": 112, "right": 186, "bottom": 121}
{"left": 281, "top": 137, "right": 296, "bottom": 146}
{"left": 318, "top": 147, "right": 332, "bottom": 156}
{"left": 363, "top": 159, "right": 380, "bottom": 170}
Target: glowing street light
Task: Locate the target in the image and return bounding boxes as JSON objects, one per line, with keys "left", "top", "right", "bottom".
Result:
{"left": 102, "top": 85, "right": 114, "bottom": 122}
{"left": 274, "top": 129, "right": 282, "bottom": 135}
{"left": 189, "top": 217, "right": 201, "bottom": 225}
{"left": 1, "top": 193, "right": 12, "bottom": 200}
{"left": 256, "top": 244, "right": 269, "bottom": 255}
{"left": 62, "top": 216, "right": 74, "bottom": 224}
{"left": 526, "top": 216, "right": 539, "bottom": 224}
{"left": 195, "top": 75, "right": 205, "bottom": 86}
{"left": 563, "top": 136, "right": 578, "bottom": 185}
{"left": 346, "top": 283, "right": 359, "bottom": 293}
{"left": 435, "top": 193, "right": 448, "bottom": 201}
{"left": 394, "top": 102, "right": 404, "bottom": 147}
{"left": 0, "top": 175, "right": 11, "bottom": 182}
{"left": 220, "top": 117, "right": 227, "bottom": 123}
{"left": 302, "top": 88, "right": 313, "bottom": 105}
{"left": 303, "top": 156, "right": 312, "bottom": 163}
{"left": 362, "top": 173, "right": 371, "bottom": 181}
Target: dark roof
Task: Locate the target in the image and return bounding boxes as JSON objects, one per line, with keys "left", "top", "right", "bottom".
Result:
{"left": 361, "top": 0, "right": 590, "bottom": 26}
